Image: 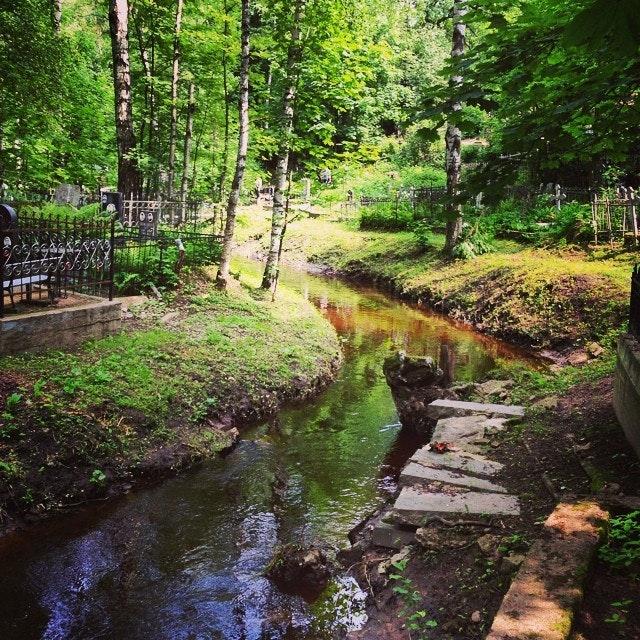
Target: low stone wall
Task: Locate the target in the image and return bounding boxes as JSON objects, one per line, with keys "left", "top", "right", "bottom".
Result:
{"left": 614, "top": 333, "right": 640, "bottom": 459}
{"left": 0, "top": 296, "right": 122, "bottom": 355}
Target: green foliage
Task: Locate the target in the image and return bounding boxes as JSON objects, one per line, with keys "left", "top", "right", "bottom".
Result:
{"left": 451, "top": 223, "right": 495, "bottom": 260}
{"left": 89, "top": 469, "right": 107, "bottom": 487}
{"left": 389, "top": 559, "right": 438, "bottom": 637}
{"left": 599, "top": 511, "right": 640, "bottom": 568}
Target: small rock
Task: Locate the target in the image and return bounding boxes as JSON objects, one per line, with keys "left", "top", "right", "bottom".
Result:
{"left": 567, "top": 351, "right": 589, "bottom": 366}
{"left": 500, "top": 553, "right": 526, "bottom": 574}
{"left": 471, "top": 610, "right": 482, "bottom": 624}
{"left": 477, "top": 534, "right": 500, "bottom": 556}
{"left": 601, "top": 482, "right": 622, "bottom": 495}
{"left": 475, "top": 379, "right": 513, "bottom": 398}
{"left": 532, "top": 396, "right": 559, "bottom": 411}
{"left": 586, "top": 342, "right": 605, "bottom": 358}
{"left": 416, "top": 526, "right": 470, "bottom": 551}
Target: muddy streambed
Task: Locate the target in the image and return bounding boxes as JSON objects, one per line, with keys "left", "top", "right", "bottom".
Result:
{"left": 0, "top": 261, "right": 533, "bottom": 640}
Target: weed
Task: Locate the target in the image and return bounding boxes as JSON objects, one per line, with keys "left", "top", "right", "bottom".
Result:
{"left": 389, "top": 559, "right": 438, "bottom": 637}
{"left": 89, "top": 469, "right": 107, "bottom": 487}
{"left": 599, "top": 511, "right": 640, "bottom": 568}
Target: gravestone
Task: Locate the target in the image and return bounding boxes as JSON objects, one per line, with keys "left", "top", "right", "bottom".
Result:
{"left": 54, "top": 184, "right": 81, "bottom": 207}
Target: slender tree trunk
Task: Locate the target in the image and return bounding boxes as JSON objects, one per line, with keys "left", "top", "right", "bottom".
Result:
{"left": 261, "top": 0, "right": 306, "bottom": 290}
{"left": 135, "top": 15, "right": 158, "bottom": 197}
{"left": 109, "top": 0, "right": 141, "bottom": 197}
{"left": 179, "top": 83, "right": 196, "bottom": 203}
{"left": 444, "top": 0, "right": 467, "bottom": 255}
{"left": 217, "top": 0, "right": 250, "bottom": 288}
{"left": 52, "top": 0, "right": 62, "bottom": 32}
{"left": 167, "top": 0, "right": 184, "bottom": 199}
{"left": 218, "top": 0, "right": 231, "bottom": 202}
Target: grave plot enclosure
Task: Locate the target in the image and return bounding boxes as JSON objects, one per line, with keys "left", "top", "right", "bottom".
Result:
{"left": 1, "top": 208, "right": 115, "bottom": 317}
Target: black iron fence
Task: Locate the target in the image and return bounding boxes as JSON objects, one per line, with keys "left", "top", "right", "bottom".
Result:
{"left": 631, "top": 265, "right": 640, "bottom": 339}
{"left": 0, "top": 207, "right": 222, "bottom": 317}
{"left": 1, "top": 211, "right": 115, "bottom": 317}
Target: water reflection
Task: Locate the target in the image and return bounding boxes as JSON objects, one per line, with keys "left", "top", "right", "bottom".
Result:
{"left": 0, "top": 261, "right": 532, "bottom": 640}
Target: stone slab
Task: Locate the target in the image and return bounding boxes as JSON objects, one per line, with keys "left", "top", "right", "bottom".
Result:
{"left": 427, "top": 398, "right": 525, "bottom": 420}
{"left": 431, "top": 415, "right": 488, "bottom": 451}
{"left": 371, "top": 522, "right": 416, "bottom": 550}
{"left": 394, "top": 487, "right": 520, "bottom": 520}
{"left": 614, "top": 334, "right": 640, "bottom": 459}
{"left": 487, "top": 501, "right": 609, "bottom": 640}
{"left": 411, "top": 448, "right": 504, "bottom": 477}
{"left": 400, "top": 462, "right": 508, "bottom": 493}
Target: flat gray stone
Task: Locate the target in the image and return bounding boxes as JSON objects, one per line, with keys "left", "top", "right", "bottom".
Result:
{"left": 427, "top": 399, "right": 525, "bottom": 420}
{"left": 394, "top": 487, "right": 520, "bottom": 520}
{"left": 411, "top": 448, "right": 504, "bottom": 477}
{"left": 400, "top": 462, "right": 508, "bottom": 493}
{"left": 431, "top": 415, "right": 488, "bottom": 451}
{"left": 371, "top": 522, "right": 416, "bottom": 549}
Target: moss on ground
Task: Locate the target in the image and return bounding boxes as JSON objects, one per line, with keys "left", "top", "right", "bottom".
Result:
{"left": 0, "top": 270, "right": 341, "bottom": 529}
{"left": 242, "top": 212, "right": 631, "bottom": 350}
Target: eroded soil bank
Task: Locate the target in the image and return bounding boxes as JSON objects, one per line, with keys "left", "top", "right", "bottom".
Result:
{"left": 0, "top": 269, "right": 342, "bottom": 535}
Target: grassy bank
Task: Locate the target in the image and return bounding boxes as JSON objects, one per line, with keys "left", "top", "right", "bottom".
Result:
{"left": 0, "top": 270, "right": 341, "bottom": 531}
{"left": 239, "top": 210, "right": 632, "bottom": 351}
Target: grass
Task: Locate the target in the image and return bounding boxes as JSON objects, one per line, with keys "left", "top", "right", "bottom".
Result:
{"left": 0, "top": 270, "right": 341, "bottom": 524}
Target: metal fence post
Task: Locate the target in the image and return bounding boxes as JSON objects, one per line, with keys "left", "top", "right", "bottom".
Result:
{"left": 108, "top": 215, "right": 116, "bottom": 301}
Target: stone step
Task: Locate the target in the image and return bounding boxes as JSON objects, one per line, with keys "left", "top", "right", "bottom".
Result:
{"left": 427, "top": 398, "right": 525, "bottom": 420}
{"left": 487, "top": 501, "right": 609, "bottom": 640}
{"left": 400, "top": 462, "right": 508, "bottom": 494}
{"left": 393, "top": 487, "right": 520, "bottom": 523}
{"left": 371, "top": 522, "right": 416, "bottom": 550}
{"left": 431, "top": 415, "right": 488, "bottom": 453}
{"left": 411, "top": 448, "right": 504, "bottom": 478}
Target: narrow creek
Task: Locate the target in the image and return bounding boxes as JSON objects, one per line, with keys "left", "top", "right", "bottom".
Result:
{"left": 0, "top": 261, "right": 533, "bottom": 640}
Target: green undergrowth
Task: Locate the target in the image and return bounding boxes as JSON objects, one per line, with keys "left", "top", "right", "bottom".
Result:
{"left": 256, "top": 216, "right": 631, "bottom": 350}
{"left": 0, "top": 271, "right": 341, "bottom": 524}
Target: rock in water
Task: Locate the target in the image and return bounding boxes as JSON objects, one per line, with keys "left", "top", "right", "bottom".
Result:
{"left": 266, "top": 544, "right": 332, "bottom": 600}
{"left": 383, "top": 352, "right": 446, "bottom": 434}
{"left": 383, "top": 352, "right": 444, "bottom": 389}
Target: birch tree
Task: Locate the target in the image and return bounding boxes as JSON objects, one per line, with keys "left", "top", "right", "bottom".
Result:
{"left": 167, "top": 0, "right": 184, "bottom": 199}
{"left": 108, "top": 0, "right": 141, "bottom": 197}
{"left": 443, "top": 0, "right": 466, "bottom": 255}
{"left": 216, "top": 0, "right": 250, "bottom": 289}
{"left": 261, "top": 0, "right": 306, "bottom": 291}
{"left": 179, "top": 82, "right": 196, "bottom": 203}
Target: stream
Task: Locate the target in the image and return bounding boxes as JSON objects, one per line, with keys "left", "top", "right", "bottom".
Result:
{"left": 0, "top": 261, "right": 532, "bottom": 640}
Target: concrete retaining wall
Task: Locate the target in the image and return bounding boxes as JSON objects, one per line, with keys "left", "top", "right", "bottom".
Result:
{"left": 614, "top": 333, "right": 640, "bottom": 459}
{"left": 0, "top": 296, "right": 122, "bottom": 355}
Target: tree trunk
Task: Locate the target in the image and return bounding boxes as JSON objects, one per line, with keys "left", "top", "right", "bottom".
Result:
{"left": 261, "top": 0, "right": 306, "bottom": 290}
{"left": 135, "top": 15, "right": 158, "bottom": 196}
{"left": 216, "top": 0, "right": 250, "bottom": 289}
{"left": 179, "top": 83, "right": 196, "bottom": 204}
{"left": 218, "top": 0, "right": 231, "bottom": 202}
{"left": 167, "top": 0, "right": 184, "bottom": 199}
{"left": 444, "top": 0, "right": 467, "bottom": 255}
{"left": 109, "top": 0, "right": 141, "bottom": 197}
{"left": 52, "top": 0, "right": 62, "bottom": 32}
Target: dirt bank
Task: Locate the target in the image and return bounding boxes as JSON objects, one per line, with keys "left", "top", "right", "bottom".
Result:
{"left": 0, "top": 270, "right": 342, "bottom": 535}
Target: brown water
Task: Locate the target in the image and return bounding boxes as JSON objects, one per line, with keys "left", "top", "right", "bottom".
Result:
{"left": 0, "top": 262, "right": 532, "bottom": 640}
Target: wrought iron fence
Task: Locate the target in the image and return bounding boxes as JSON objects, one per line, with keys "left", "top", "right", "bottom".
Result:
{"left": 1, "top": 212, "right": 115, "bottom": 317}
{"left": 630, "top": 265, "right": 640, "bottom": 338}
{"left": 0, "top": 207, "right": 223, "bottom": 316}
{"left": 122, "top": 198, "right": 223, "bottom": 233}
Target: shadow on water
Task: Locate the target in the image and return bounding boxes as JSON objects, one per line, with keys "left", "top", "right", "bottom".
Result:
{"left": 0, "top": 260, "right": 535, "bottom": 640}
